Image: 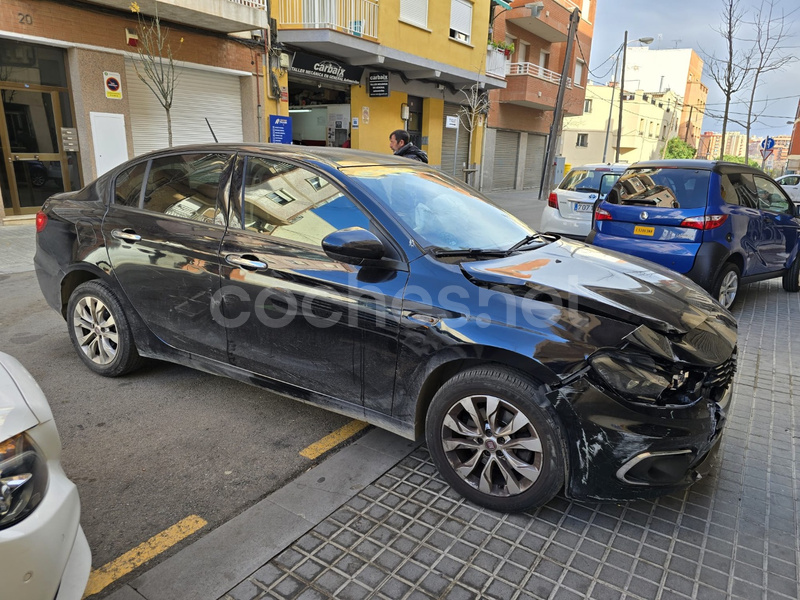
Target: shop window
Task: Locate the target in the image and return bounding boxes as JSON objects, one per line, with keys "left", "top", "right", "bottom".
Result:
{"left": 449, "top": 0, "right": 472, "bottom": 43}
{"left": 400, "top": 0, "right": 428, "bottom": 28}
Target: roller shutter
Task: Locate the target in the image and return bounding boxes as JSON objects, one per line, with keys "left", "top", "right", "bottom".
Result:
{"left": 441, "top": 102, "right": 470, "bottom": 180}
{"left": 125, "top": 59, "right": 244, "bottom": 156}
{"left": 493, "top": 130, "right": 519, "bottom": 190}
{"left": 523, "top": 134, "right": 546, "bottom": 190}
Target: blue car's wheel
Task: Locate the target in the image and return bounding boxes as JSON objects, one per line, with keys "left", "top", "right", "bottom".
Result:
{"left": 713, "top": 263, "right": 740, "bottom": 309}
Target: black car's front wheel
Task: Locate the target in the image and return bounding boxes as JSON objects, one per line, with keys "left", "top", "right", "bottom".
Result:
{"left": 425, "top": 366, "right": 565, "bottom": 512}
{"left": 67, "top": 280, "right": 143, "bottom": 377}
{"left": 782, "top": 255, "right": 800, "bottom": 292}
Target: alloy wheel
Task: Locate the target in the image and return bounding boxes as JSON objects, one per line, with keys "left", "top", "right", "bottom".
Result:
{"left": 72, "top": 296, "right": 119, "bottom": 365}
{"left": 441, "top": 394, "right": 543, "bottom": 497}
{"left": 718, "top": 270, "right": 739, "bottom": 308}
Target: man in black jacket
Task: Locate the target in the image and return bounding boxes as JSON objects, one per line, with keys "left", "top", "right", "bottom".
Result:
{"left": 389, "top": 130, "right": 428, "bottom": 163}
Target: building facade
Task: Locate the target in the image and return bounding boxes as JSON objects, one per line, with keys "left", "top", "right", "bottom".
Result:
{"left": 623, "top": 47, "right": 707, "bottom": 149}
{"left": 480, "top": 0, "right": 595, "bottom": 192}
{"left": 561, "top": 84, "right": 679, "bottom": 167}
{"left": 273, "top": 0, "right": 505, "bottom": 183}
{"left": 0, "top": 0, "right": 268, "bottom": 221}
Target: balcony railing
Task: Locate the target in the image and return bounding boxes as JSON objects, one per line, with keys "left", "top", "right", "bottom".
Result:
{"left": 278, "top": 0, "right": 379, "bottom": 41}
{"left": 507, "top": 62, "right": 572, "bottom": 87}
{"left": 231, "top": 0, "right": 267, "bottom": 8}
{"left": 486, "top": 48, "right": 508, "bottom": 78}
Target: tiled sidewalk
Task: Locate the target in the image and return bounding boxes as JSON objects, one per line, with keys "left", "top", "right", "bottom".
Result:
{"left": 0, "top": 224, "right": 36, "bottom": 274}
{"left": 222, "top": 280, "right": 799, "bottom": 600}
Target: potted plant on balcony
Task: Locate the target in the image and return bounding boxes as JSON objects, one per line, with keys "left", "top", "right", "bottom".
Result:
{"left": 488, "top": 40, "right": 515, "bottom": 58}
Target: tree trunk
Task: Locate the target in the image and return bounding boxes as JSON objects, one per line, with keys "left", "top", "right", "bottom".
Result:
{"left": 166, "top": 107, "right": 173, "bottom": 147}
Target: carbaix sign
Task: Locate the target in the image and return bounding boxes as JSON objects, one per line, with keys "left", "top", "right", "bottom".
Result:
{"left": 290, "top": 52, "right": 364, "bottom": 85}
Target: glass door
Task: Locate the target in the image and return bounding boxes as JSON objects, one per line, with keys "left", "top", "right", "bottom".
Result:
{"left": 0, "top": 86, "right": 72, "bottom": 215}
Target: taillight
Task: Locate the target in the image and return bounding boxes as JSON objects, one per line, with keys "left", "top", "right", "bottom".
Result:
{"left": 595, "top": 207, "right": 612, "bottom": 221}
{"left": 680, "top": 214, "right": 728, "bottom": 230}
{"left": 548, "top": 192, "right": 558, "bottom": 209}
{"left": 35, "top": 211, "right": 47, "bottom": 233}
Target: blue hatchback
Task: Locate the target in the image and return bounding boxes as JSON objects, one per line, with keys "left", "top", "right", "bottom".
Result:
{"left": 587, "top": 160, "right": 800, "bottom": 308}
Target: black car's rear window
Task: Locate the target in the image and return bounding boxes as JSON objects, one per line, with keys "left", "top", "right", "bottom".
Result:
{"left": 609, "top": 168, "right": 711, "bottom": 209}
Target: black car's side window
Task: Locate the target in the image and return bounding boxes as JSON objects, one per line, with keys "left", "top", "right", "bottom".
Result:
{"left": 754, "top": 176, "right": 792, "bottom": 214}
{"left": 240, "top": 156, "right": 370, "bottom": 247}
{"left": 114, "top": 162, "right": 148, "bottom": 207}
{"left": 142, "top": 153, "right": 228, "bottom": 224}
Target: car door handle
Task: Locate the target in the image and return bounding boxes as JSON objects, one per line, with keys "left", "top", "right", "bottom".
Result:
{"left": 111, "top": 228, "right": 142, "bottom": 242}
{"left": 225, "top": 254, "right": 268, "bottom": 271}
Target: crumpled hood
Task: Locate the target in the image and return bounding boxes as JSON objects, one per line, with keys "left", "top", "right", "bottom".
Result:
{"left": 461, "top": 238, "right": 734, "bottom": 337}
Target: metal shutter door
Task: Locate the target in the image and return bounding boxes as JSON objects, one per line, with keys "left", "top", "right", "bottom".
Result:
{"left": 125, "top": 60, "right": 244, "bottom": 156}
{"left": 523, "top": 133, "right": 546, "bottom": 189}
{"left": 493, "top": 130, "right": 519, "bottom": 190}
{"left": 441, "top": 102, "right": 469, "bottom": 180}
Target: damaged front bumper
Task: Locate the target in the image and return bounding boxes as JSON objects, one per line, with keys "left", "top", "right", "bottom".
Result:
{"left": 548, "top": 368, "right": 732, "bottom": 502}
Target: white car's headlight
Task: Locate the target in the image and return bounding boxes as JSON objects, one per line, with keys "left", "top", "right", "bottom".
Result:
{"left": 0, "top": 433, "right": 47, "bottom": 530}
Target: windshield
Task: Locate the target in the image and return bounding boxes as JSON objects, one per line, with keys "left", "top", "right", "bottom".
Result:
{"left": 344, "top": 166, "right": 533, "bottom": 251}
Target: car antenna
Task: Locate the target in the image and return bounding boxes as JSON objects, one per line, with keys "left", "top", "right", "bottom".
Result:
{"left": 205, "top": 118, "right": 219, "bottom": 143}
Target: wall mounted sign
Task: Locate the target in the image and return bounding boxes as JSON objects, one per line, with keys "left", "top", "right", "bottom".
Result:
{"left": 368, "top": 72, "right": 390, "bottom": 97}
{"left": 104, "top": 71, "right": 122, "bottom": 99}
{"left": 445, "top": 115, "right": 459, "bottom": 129}
{"left": 269, "top": 115, "right": 293, "bottom": 144}
{"left": 290, "top": 52, "right": 364, "bottom": 85}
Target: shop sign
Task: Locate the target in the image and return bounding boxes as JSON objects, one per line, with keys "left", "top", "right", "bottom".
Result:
{"left": 269, "top": 115, "right": 293, "bottom": 144}
{"left": 445, "top": 115, "right": 459, "bottom": 129}
{"left": 104, "top": 71, "right": 123, "bottom": 100}
{"left": 368, "top": 72, "right": 390, "bottom": 97}
{"left": 290, "top": 52, "right": 364, "bottom": 85}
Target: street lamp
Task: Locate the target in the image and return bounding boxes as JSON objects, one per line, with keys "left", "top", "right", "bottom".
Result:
{"left": 614, "top": 32, "right": 654, "bottom": 163}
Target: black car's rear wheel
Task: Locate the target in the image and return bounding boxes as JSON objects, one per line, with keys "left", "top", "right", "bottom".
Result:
{"left": 67, "top": 280, "right": 143, "bottom": 377}
{"left": 712, "top": 263, "right": 740, "bottom": 309}
{"left": 425, "top": 366, "right": 565, "bottom": 512}
{"left": 782, "top": 256, "right": 800, "bottom": 292}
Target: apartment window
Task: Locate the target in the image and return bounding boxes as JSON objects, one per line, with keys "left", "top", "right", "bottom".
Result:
{"left": 638, "top": 119, "right": 645, "bottom": 134}
{"left": 584, "top": 99, "right": 592, "bottom": 113}
{"left": 450, "top": 0, "right": 472, "bottom": 43}
{"left": 574, "top": 60, "right": 585, "bottom": 87}
{"left": 400, "top": 0, "right": 428, "bottom": 28}
{"left": 518, "top": 41, "right": 529, "bottom": 63}
{"left": 577, "top": 134, "right": 589, "bottom": 147}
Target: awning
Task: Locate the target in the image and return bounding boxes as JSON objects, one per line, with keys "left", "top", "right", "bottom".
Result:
{"left": 493, "top": 0, "right": 512, "bottom": 9}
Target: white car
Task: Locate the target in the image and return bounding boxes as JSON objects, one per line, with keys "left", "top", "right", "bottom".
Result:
{"left": 540, "top": 163, "right": 627, "bottom": 239}
{"left": 775, "top": 174, "right": 800, "bottom": 203}
{"left": 0, "top": 352, "right": 91, "bottom": 600}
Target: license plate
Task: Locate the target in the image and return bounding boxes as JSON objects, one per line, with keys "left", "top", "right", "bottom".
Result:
{"left": 573, "top": 203, "right": 593, "bottom": 213}
{"left": 634, "top": 225, "right": 655, "bottom": 236}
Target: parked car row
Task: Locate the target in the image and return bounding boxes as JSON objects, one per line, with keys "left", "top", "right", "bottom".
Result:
{"left": 544, "top": 160, "right": 800, "bottom": 309}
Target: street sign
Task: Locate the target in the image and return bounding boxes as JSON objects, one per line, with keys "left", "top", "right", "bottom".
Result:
{"left": 760, "top": 148, "right": 773, "bottom": 161}
{"left": 761, "top": 137, "right": 775, "bottom": 150}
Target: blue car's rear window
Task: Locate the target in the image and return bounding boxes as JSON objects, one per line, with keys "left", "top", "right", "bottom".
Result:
{"left": 609, "top": 168, "right": 711, "bottom": 209}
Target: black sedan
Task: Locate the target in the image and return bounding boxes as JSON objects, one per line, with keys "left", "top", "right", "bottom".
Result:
{"left": 34, "top": 144, "right": 737, "bottom": 512}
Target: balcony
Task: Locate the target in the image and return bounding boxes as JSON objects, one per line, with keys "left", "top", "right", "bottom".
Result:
{"left": 499, "top": 62, "right": 574, "bottom": 110}
{"left": 485, "top": 48, "right": 508, "bottom": 79}
{"left": 278, "top": 0, "right": 379, "bottom": 41}
{"left": 84, "top": 0, "right": 269, "bottom": 32}
{"left": 505, "top": 0, "right": 570, "bottom": 43}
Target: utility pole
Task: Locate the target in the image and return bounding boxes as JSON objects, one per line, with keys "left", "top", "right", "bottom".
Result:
{"left": 684, "top": 104, "right": 694, "bottom": 144}
{"left": 615, "top": 30, "right": 628, "bottom": 163}
{"left": 539, "top": 7, "right": 580, "bottom": 199}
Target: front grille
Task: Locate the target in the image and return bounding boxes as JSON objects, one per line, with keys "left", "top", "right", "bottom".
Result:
{"left": 705, "top": 347, "right": 737, "bottom": 391}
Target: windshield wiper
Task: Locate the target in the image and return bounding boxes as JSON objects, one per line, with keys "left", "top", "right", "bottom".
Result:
{"left": 431, "top": 248, "right": 509, "bottom": 258}
{"left": 505, "top": 233, "right": 548, "bottom": 254}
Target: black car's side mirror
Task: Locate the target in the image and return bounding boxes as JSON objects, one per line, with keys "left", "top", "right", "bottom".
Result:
{"left": 322, "top": 227, "right": 386, "bottom": 264}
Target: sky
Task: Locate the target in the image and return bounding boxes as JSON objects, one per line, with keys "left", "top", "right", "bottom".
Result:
{"left": 587, "top": 0, "right": 800, "bottom": 139}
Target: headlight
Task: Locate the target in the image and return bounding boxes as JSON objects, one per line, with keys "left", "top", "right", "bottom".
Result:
{"left": 590, "top": 353, "right": 671, "bottom": 401}
{"left": 0, "top": 433, "right": 48, "bottom": 530}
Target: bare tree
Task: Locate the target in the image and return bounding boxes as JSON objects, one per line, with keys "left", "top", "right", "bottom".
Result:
{"left": 130, "top": 2, "right": 182, "bottom": 147}
{"left": 739, "top": 0, "right": 796, "bottom": 162}
{"left": 457, "top": 83, "right": 490, "bottom": 185}
{"left": 705, "top": 0, "right": 753, "bottom": 160}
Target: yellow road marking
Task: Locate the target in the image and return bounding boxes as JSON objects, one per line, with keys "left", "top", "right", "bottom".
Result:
{"left": 83, "top": 515, "right": 207, "bottom": 598}
{"left": 300, "top": 420, "right": 369, "bottom": 460}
